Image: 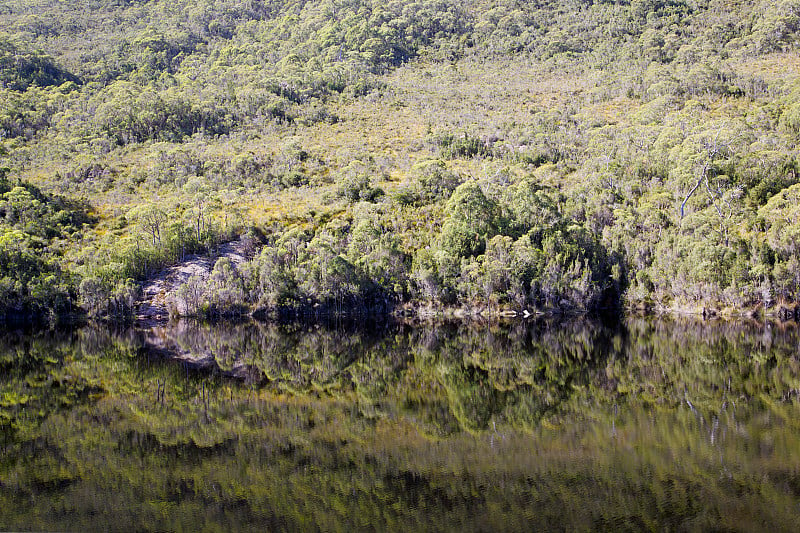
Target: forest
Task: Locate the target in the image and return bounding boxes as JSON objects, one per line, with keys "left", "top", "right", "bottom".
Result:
{"left": 1, "top": 0, "right": 800, "bottom": 321}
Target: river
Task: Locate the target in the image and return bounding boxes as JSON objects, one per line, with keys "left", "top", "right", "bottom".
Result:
{"left": 2, "top": 316, "right": 799, "bottom": 531}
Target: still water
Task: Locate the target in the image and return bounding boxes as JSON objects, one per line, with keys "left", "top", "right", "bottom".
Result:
{"left": 2, "top": 317, "right": 800, "bottom": 531}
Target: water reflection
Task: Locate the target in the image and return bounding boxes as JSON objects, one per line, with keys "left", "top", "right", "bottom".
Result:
{"left": 2, "top": 317, "right": 800, "bottom": 531}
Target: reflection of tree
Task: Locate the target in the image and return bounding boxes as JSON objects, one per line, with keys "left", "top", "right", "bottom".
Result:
{"left": 128, "top": 316, "right": 800, "bottom": 435}
{"left": 133, "top": 318, "right": 616, "bottom": 432}
{"left": 5, "top": 318, "right": 800, "bottom": 530}
{"left": 0, "top": 329, "right": 114, "bottom": 441}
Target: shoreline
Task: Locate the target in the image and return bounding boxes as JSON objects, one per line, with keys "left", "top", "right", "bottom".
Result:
{"left": 4, "top": 297, "right": 798, "bottom": 328}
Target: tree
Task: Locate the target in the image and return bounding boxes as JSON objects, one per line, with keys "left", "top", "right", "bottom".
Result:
{"left": 128, "top": 203, "right": 168, "bottom": 247}
{"left": 438, "top": 181, "right": 500, "bottom": 258}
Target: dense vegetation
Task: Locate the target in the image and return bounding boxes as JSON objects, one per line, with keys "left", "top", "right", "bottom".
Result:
{"left": 2, "top": 0, "right": 800, "bottom": 319}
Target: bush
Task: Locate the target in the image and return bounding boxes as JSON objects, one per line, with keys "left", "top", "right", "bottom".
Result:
{"left": 337, "top": 174, "right": 384, "bottom": 203}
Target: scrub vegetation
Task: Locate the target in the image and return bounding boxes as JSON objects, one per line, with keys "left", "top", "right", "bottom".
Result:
{"left": 2, "top": 0, "right": 800, "bottom": 320}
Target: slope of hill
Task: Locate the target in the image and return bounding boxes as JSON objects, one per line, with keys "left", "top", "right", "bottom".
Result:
{"left": 1, "top": 0, "right": 800, "bottom": 320}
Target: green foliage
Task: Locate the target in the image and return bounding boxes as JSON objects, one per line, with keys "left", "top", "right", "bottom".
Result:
{"left": 337, "top": 173, "right": 384, "bottom": 203}
{"left": 347, "top": 216, "right": 409, "bottom": 295}
{"left": 0, "top": 180, "right": 91, "bottom": 319}
{"left": 439, "top": 132, "right": 492, "bottom": 159}
{"left": 0, "top": 0, "right": 800, "bottom": 318}
{"left": 439, "top": 181, "right": 500, "bottom": 257}
{"left": 0, "top": 37, "right": 79, "bottom": 91}
{"left": 78, "top": 277, "right": 137, "bottom": 320}
{"left": 750, "top": 0, "right": 800, "bottom": 53}
{"left": 398, "top": 159, "right": 463, "bottom": 206}
{"left": 0, "top": 229, "right": 71, "bottom": 317}
{"left": 92, "top": 81, "right": 231, "bottom": 144}
{"left": 505, "top": 178, "right": 564, "bottom": 238}
{"left": 206, "top": 257, "right": 247, "bottom": 315}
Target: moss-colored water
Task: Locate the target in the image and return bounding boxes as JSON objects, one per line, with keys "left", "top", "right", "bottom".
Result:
{"left": 2, "top": 317, "right": 800, "bottom": 531}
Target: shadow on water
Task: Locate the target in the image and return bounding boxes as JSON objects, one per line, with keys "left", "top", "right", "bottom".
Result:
{"left": 2, "top": 316, "right": 800, "bottom": 531}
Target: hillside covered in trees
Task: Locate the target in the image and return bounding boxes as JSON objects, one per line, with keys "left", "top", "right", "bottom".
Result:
{"left": 1, "top": 0, "right": 800, "bottom": 321}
